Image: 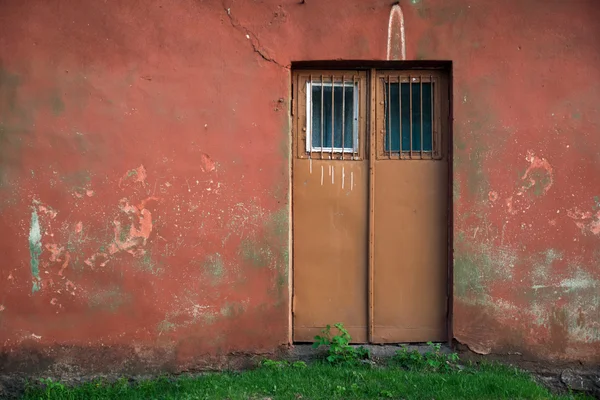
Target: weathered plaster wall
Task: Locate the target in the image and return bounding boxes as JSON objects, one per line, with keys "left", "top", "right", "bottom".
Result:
{"left": 0, "top": 0, "right": 599, "bottom": 372}
{"left": 420, "top": 1, "right": 600, "bottom": 362}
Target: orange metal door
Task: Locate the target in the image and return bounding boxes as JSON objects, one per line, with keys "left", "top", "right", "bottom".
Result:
{"left": 370, "top": 71, "right": 449, "bottom": 343}
{"left": 292, "top": 71, "right": 369, "bottom": 342}
{"left": 292, "top": 69, "right": 449, "bottom": 344}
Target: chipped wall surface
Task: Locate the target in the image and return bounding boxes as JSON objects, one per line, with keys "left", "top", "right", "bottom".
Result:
{"left": 1, "top": 0, "right": 600, "bottom": 372}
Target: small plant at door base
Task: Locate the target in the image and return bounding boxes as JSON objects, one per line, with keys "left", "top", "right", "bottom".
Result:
{"left": 313, "top": 323, "right": 370, "bottom": 365}
{"left": 392, "top": 341, "right": 460, "bottom": 373}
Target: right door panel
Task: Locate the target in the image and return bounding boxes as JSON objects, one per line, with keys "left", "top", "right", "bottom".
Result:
{"left": 371, "top": 71, "right": 449, "bottom": 343}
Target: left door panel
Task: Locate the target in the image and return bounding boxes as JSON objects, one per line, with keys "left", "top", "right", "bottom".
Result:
{"left": 292, "top": 71, "right": 369, "bottom": 342}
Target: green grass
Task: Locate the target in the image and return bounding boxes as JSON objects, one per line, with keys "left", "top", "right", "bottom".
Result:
{"left": 22, "top": 362, "right": 588, "bottom": 400}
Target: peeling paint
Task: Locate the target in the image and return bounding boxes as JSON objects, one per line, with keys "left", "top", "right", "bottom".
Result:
{"left": 505, "top": 151, "right": 553, "bottom": 215}
{"left": 84, "top": 252, "right": 109, "bottom": 268}
{"left": 567, "top": 204, "right": 600, "bottom": 236}
{"left": 45, "top": 243, "right": 64, "bottom": 262}
{"left": 119, "top": 165, "right": 147, "bottom": 187}
{"left": 38, "top": 204, "right": 58, "bottom": 219}
{"left": 86, "top": 196, "right": 160, "bottom": 267}
{"left": 520, "top": 151, "right": 553, "bottom": 196}
{"left": 58, "top": 252, "right": 70, "bottom": 276}
{"left": 28, "top": 205, "right": 42, "bottom": 293}
{"left": 199, "top": 153, "right": 216, "bottom": 173}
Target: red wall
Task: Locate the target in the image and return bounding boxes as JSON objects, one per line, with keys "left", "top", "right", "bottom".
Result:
{"left": 1, "top": 0, "right": 599, "bottom": 372}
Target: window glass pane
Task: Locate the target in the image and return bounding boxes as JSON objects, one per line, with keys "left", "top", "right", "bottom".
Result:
{"left": 384, "top": 82, "right": 433, "bottom": 152}
{"left": 311, "top": 83, "right": 355, "bottom": 150}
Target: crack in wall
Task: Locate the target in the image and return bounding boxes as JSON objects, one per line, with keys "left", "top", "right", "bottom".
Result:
{"left": 222, "top": 3, "right": 289, "bottom": 69}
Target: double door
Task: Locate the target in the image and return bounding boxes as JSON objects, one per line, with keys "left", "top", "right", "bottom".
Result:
{"left": 292, "top": 69, "right": 449, "bottom": 343}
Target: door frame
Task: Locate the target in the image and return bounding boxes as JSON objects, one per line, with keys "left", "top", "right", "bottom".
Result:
{"left": 288, "top": 61, "right": 454, "bottom": 345}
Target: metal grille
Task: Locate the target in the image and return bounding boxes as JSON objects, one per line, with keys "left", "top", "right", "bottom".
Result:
{"left": 305, "top": 75, "right": 360, "bottom": 160}
{"left": 382, "top": 75, "right": 440, "bottom": 160}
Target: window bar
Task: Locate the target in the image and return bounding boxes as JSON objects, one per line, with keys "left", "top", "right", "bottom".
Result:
{"left": 352, "top": 75, "right": 356, "bottom": 160}
{"left": 409, "top": 75, "right": 413, "bottom": 159}
{"left": 331, "top": 75, "right": 335, "bottom": 159}
{"left": 320, "top": 74, "right": 324, "bottom": 160}
{"left": 420, "top": 76, "right": 423, "bottom": 159}
{"left": 387, "top": 77, "right": 391, "bottom": 159}
{"left": 430, "top": 75, "right": 434, "bottom": 159}
{"left": 399, "top": 76, "right": 402, "bottom": 160}
{"left": 341, "top": 75, "right": 345, "bottom": 160}
{"left": 309, "top": 75, "right": 313, "bottom": 160}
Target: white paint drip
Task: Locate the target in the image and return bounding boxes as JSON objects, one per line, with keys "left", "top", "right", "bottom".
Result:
{"left": 350, "top": 172, "right": 354, "bottom": 191}
{"left": 342, "top": 167, "right": 345, "bottom": 189}
{"left": 309, "top": 158, "right": 313, "bottom": 174}
{"left": 386, "top": 5, "right": 406, "bottom": 61}
{"left": 320, "top": 166, "right": 324, "bottom": 185}
{"left": 332, "top": 166, "right": 335, "bottom": 184}
{"left": 329, "top": 165, "right": 332, "bottom": 176}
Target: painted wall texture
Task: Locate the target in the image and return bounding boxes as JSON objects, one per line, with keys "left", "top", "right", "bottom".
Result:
{"left": 1, "top": 0, "right": 600, "bottom": 372}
